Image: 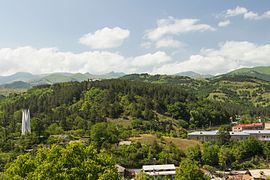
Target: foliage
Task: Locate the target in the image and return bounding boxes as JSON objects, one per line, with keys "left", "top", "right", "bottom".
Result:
{"left": 202, "top": 142, "right": 219, "bottom": 167}
{"left": 135, "top": 171, "right": 152, "bottom": 180}
{"left": 1, "top": 77, "right": 270, "bottom": 174}
{"left": 217, "top": 125, "right": 231, "bottom": 144}
{"left": 90, "top": 122, "right": 120, "bottom": 149}
{"left": 112, "top": 141, "right": 184, "bottom": 168}
{"left": 176, "top": 158, "right": 207, "bottom": 180}
{"left": 186, "top": 145, "right": 201, "bottom": 162}
{"left": 4, "top": 142, "right": 120, "bottom": 179}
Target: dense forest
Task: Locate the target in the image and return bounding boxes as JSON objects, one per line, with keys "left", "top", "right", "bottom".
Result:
{"left": 0, "top": 77, "right": 270, "bottom": 179}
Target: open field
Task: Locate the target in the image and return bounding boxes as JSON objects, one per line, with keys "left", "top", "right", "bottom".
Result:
{"left": 129, "top": 134, "right": 201, "bottom": 151}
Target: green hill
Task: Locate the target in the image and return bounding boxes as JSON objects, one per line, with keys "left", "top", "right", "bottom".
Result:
{"left": 175, "top": 71, "right": 213, "bottom": 79}
{"left": 0, "top": 72, "right": 126, "bottom": 86}
{"left": 0, "top": 81, "right": 31, "bottom": 89}
{"left": 204, "top": 76, "right": 270, "bottom": 107}
{"left": 120, "top": 73, "right": 207, "bottom": 90}
{"left": 226, "top": 66, "right": 270, "bottom": 82}
{"left": 122, "top": 73, "right": 270, "bottom": 107}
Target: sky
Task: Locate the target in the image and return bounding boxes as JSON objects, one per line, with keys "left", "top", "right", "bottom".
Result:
{"left": 0, "top": 0, "right": 270, "bottom": 76}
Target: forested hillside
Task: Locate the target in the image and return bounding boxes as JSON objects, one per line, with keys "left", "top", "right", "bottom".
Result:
{"left": 1, "top": 78, "right": 270, "bottom": 178}
{"left": 0, "top": 79, "right": 232, "bottom": 146}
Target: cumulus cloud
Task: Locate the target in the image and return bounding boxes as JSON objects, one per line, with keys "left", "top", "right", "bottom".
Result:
{"left": 131, "top": 51, "right": 171, "bottom": 67}
{"left": 79, "top": 27, "right": 130, "bottom": 49}
{"left": 146, "top": 17, "right": 216, "bottom": 41}
{"left": 226, "top": 6, "right": 248, "bottom": 17}
{"left": 218, "top": 20, "right": 231, "bottom": 27}
{"left": 0, "top": 46, "right": 171, "bottom": 76}
{"left": 142, "top": 17, "right": 214, "bottom": 50}
{"left": 225, "top": 6, "right": 270, "bottom": 20}
{"left": 1, "top": 41, "right": 270, "bottom": 76}
{"left": 153, "top": 41, "right": 270, "bottom": 75}
{"left": 141, "top": 38, "right": 185, "bottom": 49}
{"left": 155, "top": 38, "right": 185, "bottom": 49}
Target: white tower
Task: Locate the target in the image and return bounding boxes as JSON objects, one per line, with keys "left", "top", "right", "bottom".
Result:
{"left": 22, "top": 109, "right": 31, "bottom": 135}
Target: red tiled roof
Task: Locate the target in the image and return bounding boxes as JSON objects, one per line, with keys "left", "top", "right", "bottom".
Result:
{"left": 233, "top": 123, "right": 263, "bottom": 128}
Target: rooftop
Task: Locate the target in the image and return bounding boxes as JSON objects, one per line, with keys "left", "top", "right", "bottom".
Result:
{"left": 242, "top": 130, "right": 270, "bottom": 134}
{"left": 145, "top": 171, "right": 176, "bottom": 176}
{"left": 248, "top": 169, "right": 270, "bottom": 178}
{"left": 142, "top": 164, "right": 176, "bottom": 171}
{"left": 233, "top": 123, "right": 263, "bottom": 128}
{"left": 188, "top": 131, "right": 218, "bottom": 136}
{"left": 188, "top": 131, "right": 249, "bottom": 136}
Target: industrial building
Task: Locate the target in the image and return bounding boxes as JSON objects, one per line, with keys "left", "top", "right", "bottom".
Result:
{"left": 188, "top": 130, "right": 270, "bottom": 141}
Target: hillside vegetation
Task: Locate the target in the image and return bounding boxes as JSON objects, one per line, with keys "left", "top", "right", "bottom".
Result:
{"left": 1, "top": 77, "right": 270, "bottom": 177}
{"left": 226, "top": 66, "right": 270, "bottom": 82}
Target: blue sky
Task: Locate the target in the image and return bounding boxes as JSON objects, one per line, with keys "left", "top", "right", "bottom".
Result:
{"left": 0, "top": 0, "right": 270, "bottom": 75}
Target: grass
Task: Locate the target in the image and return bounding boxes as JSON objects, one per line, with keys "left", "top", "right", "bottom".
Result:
{"left": 163, "top": 137, "right": 201, "bottom": 151}
{"left": 107, "top": 118, "right": 132, "bottom": 128}
{"left": 129, "top": 134, "right": 201, "bottom": 151}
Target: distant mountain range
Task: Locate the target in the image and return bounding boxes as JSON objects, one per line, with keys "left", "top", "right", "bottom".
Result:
{"left": 175, "top": 71, "right": 213, "bottom": 79}
{"left": 0, "top": 72, "right": 126, "bottom": 88}
{"left": 1, "top": 66, "right": 270, "bottom": 89}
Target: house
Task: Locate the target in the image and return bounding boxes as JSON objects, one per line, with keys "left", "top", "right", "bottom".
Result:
{"left": 187, "top": 131, "right": 219, "bottom": 141}
{"left": 232, "top": 123, "right": 263, "bottom": 132}
{"left": 247, "top": 169, "right": 270, "bottom": 179}
{"left": 142, "top": 164, "right": 176, "bottom": 177}
{"left": 264, "top": 122, "right": 270, "bottom": 130}
{"left": 227, "top": 174, "right": 252, "bottom": 180}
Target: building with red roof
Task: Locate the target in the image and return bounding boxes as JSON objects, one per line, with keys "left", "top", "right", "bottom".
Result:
{"left": 232, "top": 123, "right": 263, "bottom": 132}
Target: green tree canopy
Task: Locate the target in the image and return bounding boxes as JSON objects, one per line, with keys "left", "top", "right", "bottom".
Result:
{"left": 4, "top": 142, "right": 120, "bottom": 180}
{"left": 176, "top": 158, "right": 207, "bottom": 180}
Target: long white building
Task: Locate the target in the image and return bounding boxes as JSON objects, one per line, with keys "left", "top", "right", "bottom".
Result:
{"left": 142, "top": 164, "right": 176, "bottom": 177}
{"left": 188, "top": 130, "right": 270, "bottom": 141}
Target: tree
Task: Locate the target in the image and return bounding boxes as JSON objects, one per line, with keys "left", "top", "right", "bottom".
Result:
{"left": 45, "top": 123, "right": 64, "bottom": 135}
{"left": 217, "top": 125, "right": 231, "bottom": 144}
{"left": 4, "top": 142, "right": 120, "bottom": 179}
{"left": 90, "top": 122, "right": 120, "bottom": 149}
{"left": 202, "top": 142, "right": 219, "bottom": 166}
{"left": 167, "top": 102, "right": 189, "bottom": 120}
{"left": 186, "top": 145, "right": 202, "bottom": 162}
{"left": 176, "top": 158, "right": 207, "bottom": 180}
{"left": 31, "top": 117, "right": 45, "bottom": 136}
{"left": 218, "top": 146, "right": 235, "bottom": 170}
{"left": 237, "top": 137, "right": 263, "bottom": 160}
{"left": 135, "top": 171, "right": 152, "bottom": 180}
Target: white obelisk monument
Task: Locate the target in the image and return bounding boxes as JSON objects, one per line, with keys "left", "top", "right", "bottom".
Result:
{"left": 22, "top": 109, "right": 31, "bottom": 135}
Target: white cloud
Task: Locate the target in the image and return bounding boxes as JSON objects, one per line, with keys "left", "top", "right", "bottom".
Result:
{"left": 146, "top": 17, "right": 216, "bottom": 41}
{"left": 153, "top": 41, "right": 270, "bottom": 75}
{"left": 226, "top": 6, "right": 248, "bottom": 17}
{"left": 261, "top": 10, "right": 270, "bottom": 19}
{"left": 79, "top": 27, "right": 130, "bottom": 49}
{"left": 141, "top": 38, "right": 185, "bottom": 49}
{"left": 131, "top": 51, "right": 171, "bottom": 67}
{"left": 2, "top": 42, "right": 270, "bottom": 76}
{"left": 218, "top": 20, "right": 231, "bottom": 27}
{"left": 225, "top": 6, "right": 270, "bottom": 20}
{"left": 243, "top": 11, "right": 259, "bottom": 19}
{"left": 155, "top": 38, "right": 185, "bottom": 49}
{"left": 0, "top": 46, "right": 171, "bottom": 76}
